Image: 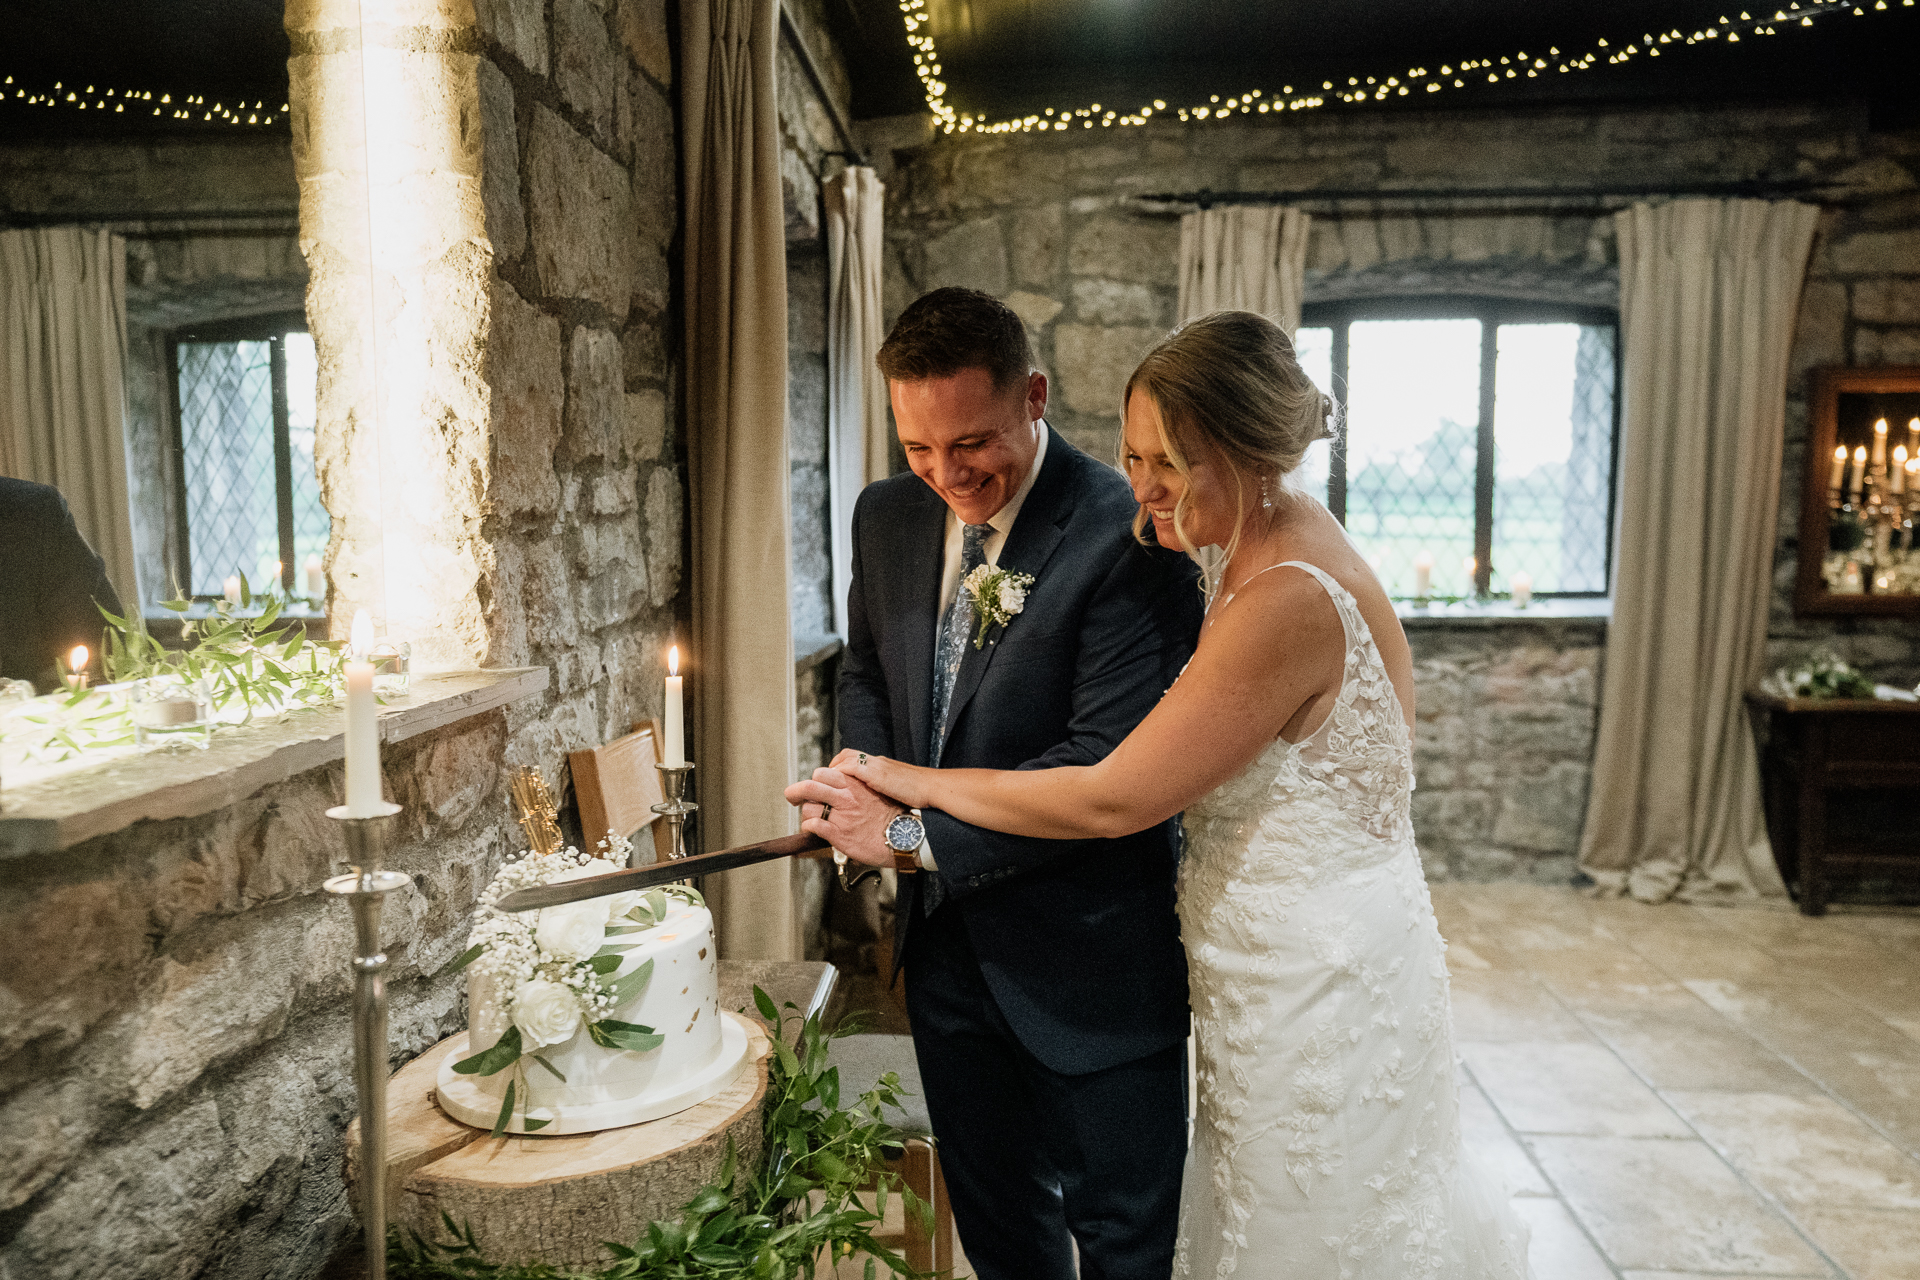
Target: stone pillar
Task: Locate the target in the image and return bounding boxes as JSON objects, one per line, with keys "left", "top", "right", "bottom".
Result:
{"left": 287, "top": 0, "right": 491, "bottom": 665}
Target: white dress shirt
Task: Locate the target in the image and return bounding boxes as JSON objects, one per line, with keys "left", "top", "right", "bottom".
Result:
{"left": 915, "top": 423, "right": 1049, "bottom": 872}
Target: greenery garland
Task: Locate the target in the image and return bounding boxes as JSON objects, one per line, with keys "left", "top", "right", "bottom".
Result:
{"left": 390, "top": 988, "right": 943, "bottom": 1280}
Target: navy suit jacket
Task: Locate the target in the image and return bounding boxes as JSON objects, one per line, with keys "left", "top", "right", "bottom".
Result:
{"left": 837, "top": 426, "right": 1204, "bottom": 1076}
{"left": 0, "top": 477, "right": 122, "bottom": 691}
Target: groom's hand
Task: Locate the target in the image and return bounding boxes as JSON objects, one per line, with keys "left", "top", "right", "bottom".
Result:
{"left": 785, "top": 767, "right": 897, "bottom": 868}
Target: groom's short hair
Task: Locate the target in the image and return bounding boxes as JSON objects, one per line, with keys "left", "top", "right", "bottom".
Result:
{"left": 877, "top": 287, "right": 1034, "bottom": 393}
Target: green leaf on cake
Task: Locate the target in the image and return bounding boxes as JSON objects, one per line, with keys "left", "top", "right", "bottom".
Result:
{"left": 588, "top": 953, "right": 624, "bottom": 975}
{"left": 520, "top": 1114, "right": 551, "bottom": 1132}
{"left": 606, "top": 957, "right": 654, "bottom": 1006}
{"left": 452, "top": 1025, "right": 522, "bottom": 1076}
{"left": 490, "top": 1078, "right": 515, "bottom": 1139}
{"left": 646, "top": 889, "right": 668, "bottom": 920}
{"left": 529, "top": 1054, "right": 567, "bottom": 1083}
{"left": 436, "top": 942, "right": 484, "bottom": 978}
{"left": 593, "top": 1019, "right": 665, "bottom": 1053}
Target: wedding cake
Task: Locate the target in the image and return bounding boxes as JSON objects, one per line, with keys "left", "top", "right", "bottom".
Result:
{"left": 434, "top": 841, "right": 749, "bottom": 1135}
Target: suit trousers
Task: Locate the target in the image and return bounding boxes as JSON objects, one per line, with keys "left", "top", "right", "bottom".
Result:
{"left": 903, "top": 898, "right": 1187, "bottom": 1280}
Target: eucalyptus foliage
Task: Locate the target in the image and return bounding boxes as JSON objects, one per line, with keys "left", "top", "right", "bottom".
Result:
{"left": 391, "top": 989, "right": 941, "bottom": 1280}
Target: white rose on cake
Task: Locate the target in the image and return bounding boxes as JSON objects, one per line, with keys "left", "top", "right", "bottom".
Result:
{"left": 533, "top": 898, "right": 610, "bottom": 960}
{"left": 512, "top": 978, "right": 582, "bottom": 1048}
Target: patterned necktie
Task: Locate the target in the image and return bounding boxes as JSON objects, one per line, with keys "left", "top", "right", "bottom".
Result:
{"left": 930, "top": 522, "right": 992, "bottom": 767}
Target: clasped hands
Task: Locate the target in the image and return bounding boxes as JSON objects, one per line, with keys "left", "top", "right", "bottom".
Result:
{"left": 783, "top": 749, "right": 919, "bottom": 869}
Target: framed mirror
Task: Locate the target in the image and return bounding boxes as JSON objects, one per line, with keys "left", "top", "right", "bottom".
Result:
{"left": 1796, "top": 367, "right": 1920, "bottom": 616}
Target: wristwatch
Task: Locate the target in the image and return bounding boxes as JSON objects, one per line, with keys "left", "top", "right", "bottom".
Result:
{"left": 883, "top": 808, "right": 925, "bottom": 874}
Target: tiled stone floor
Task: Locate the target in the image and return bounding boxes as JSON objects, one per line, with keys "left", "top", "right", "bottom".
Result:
{"left": 1434, "top": 882, "right": 1920, "bottom": 1280}
{"left": 841, "top": 883, "right": 1919, "bottom": 1277}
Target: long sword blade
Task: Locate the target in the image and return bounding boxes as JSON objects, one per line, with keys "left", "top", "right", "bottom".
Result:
{"left": 492, "top": 832, "right": 830, "bottom": 912}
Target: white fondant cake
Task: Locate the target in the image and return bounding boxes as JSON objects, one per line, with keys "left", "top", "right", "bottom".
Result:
{"left": 437, "top": 885, "right": 747, "bottom": 1135}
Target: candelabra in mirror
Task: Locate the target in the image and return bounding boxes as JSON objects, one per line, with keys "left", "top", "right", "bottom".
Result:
{"left": 1797, "top": 367, "right": 1920, "bottom": 616}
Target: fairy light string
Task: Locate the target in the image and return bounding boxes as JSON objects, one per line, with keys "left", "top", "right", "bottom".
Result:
{"left": 901, "top": 0, "right": 1916, "bottom": 135}
{"left": 1, "top": 76, "right": 287, "bottom": 126}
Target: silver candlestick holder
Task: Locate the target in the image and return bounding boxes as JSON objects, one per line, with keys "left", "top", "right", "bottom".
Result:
{"left": 650, "top": 762, "right": 698, "bottom": 867}
{"left": 324, "top": 801, "right": 408, "bottom": 1280}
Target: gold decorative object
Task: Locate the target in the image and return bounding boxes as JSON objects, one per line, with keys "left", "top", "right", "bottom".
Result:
{"left": 510, "top": 766, "right": 563, "bottom": 857}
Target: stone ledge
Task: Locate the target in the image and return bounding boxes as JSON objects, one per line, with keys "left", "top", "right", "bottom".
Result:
{"left": 0, "top": 667, "right": 548, "bottom": 858}
{"left": 1397, "top": 598, "right": 1612, "bottom": 630}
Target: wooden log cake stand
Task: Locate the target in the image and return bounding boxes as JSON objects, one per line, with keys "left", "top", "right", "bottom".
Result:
{"left": 346, "top": 1011, "right": 770, "bottom": 1269}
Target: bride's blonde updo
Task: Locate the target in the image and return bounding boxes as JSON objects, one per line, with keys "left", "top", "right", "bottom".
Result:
{"left": 1122, "top": 309, "right": 1337, "bottom": 556}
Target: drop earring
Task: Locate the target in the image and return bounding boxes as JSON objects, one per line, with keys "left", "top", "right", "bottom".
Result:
{"left": 1260, "top": 477, "right": 1274, "bottom": 511}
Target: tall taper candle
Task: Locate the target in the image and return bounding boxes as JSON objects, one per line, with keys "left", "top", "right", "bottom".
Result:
{"left": 1874, "top": 419, "right": 1889, "bottom": 472}
{"left": 224, "top": 574, "right": 242, "bottom": 606}
{"left": 1510, "top": 572, "right": 1533, "bottom": 609}
{"left": 1894, "top": 445, "right": 1909, "bottom": 496}
{"left": 1909, "top": 418, "right": 1919, "bottom": 463}
{"left": 1851, "top": 446, "right": 1867, "bottom": 501}
{"left": 1830, "top": 445, "right": 1848, "bottom": 493}
{"left": 306, "top": 554, "right": 325, "bottom": 600}
{"left": 663, "top": 645, "right": 686, "bottom": 767}
{"left": 1412, "top": 550, "right": 1433, "bottom": 599}
{"left": 345, "top": 611, "right": 382, "bottom": 816}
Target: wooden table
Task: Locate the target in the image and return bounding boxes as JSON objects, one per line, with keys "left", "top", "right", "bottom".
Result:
{"left": 1745, "top": 691, "right": 1920, "bottom": 914}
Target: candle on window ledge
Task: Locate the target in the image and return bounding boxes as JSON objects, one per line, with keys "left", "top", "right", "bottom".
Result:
{"left": 1851, "top": 446, "right": 1868, "bottom": 502}
{"left": 64, "top": 644, "right": 89, "bottom": 691}
{"left": 1894, "top": 446, "right": 1910, "bottom": 497}
{"left": 663, "top": 646, "right": 686, "bottom": 767}
{"left": 1462, "top": 555, "right": 1477, "bottom": 588}
{"left": 305, "top": 554, "right": 325, "bottom": 601}
{"left": 1829, "top": 444, "right": 1848, "bottom": 495}
{"left": 1511, "top": 572, "right": 1533, "bottom": 609}
{"left": 1412, "top": 551, "right": 1433, "bottom": 599}
{"left": 1873, "top": 418, "right": 1889, "bottom": 473}
{"left": 343, "top": 611, "right": 383, "bottom": 816}
{"left": 223, "top": 574, "right": 242, "bottom": 606}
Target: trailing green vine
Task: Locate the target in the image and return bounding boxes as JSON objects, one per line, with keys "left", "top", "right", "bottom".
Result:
{"left": 390, "top": 988, "right": 944, "bottom": 1280}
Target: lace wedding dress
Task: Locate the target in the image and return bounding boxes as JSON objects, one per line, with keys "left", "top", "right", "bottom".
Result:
{"left": 1173, "top": 562, "right": 1531, "bottom": 1279}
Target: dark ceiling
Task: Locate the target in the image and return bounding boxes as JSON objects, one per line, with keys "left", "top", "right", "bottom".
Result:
{"left": 2, "top": 0, "right": 1917, "bottom": 143}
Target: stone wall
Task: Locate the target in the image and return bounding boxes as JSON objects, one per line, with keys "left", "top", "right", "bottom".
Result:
{"left": 858, "top": 101, "right": 1920, "bottom": 878}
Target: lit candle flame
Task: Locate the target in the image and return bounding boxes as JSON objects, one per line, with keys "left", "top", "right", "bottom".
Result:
{"left": 350, "top": 610, "right": 374, "bottom": 659}
{"left": 668, "top": 645, "right": 680, "bottom": 677}
{"left": 1855, "top": 446, "right": 1868, "bottom": 462}
{"left": 1876, "top": 418, "right": 1889, "bottom": 436}
{"left": 69, "top": 644, "right": 87, "bottom": 673}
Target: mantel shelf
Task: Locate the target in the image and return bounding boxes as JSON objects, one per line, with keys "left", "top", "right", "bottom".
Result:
{"left": 0, "top": 667, "right": 549, "bottom": 858}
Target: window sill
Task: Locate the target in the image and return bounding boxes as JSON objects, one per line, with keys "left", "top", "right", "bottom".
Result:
{"left": 0, "top": 666, "right": 548, "bottom": 858}
{"left": 1393, "top": 598, "right": 1612, "bottom": 629}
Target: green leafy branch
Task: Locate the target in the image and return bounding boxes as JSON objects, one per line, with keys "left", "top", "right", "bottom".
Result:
{"left": 393, "top": 989, "right": 944, "bottom": 1280}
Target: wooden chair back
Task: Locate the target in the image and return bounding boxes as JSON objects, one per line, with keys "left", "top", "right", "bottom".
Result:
{"left": 568, "top": 721, "right": 674, "bottom": 862}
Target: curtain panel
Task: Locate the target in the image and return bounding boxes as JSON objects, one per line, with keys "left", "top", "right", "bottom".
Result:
{"left": 1176, "top": 205, "right": 1310, "bottom": 333}
{"left": 824, "top": 165, "right": 888, "bottom": 637}
{"left": 681, "top": 0, "right": 800, "bottom": 959}
{"left": 0, "top": 226, "right": 140, "bottom": 609}
{"left": 1578, "top": 198, "right": 1821, "bottom": 902}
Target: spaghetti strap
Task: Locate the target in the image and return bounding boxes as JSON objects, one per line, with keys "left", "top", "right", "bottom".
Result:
{"left": 1208, "top": 559, "right": 1325, "bottom": 616}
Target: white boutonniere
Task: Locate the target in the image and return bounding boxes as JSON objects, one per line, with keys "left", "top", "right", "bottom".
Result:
{"left": 962, "top": 563, "right": 1035, "bottom": 649}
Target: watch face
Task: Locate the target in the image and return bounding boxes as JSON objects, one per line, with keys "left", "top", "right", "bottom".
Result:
{"left": 885, "top": 813, "right": 924, "bottom": 852}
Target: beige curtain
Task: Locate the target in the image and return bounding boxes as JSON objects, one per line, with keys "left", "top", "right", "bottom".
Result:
{"left": 1579, "top": 199, "right": 1821, "bottom": 903}
{"left": 682, "top": 0, "right": 799, "bottom": 959}
{"left": 1177, "top": 205, "right": 1311, "bottom": 332}
{"left": 0, "top": 227, "right": 139, "bottom": 607}
{"left": 824, "top": 164, "right": 887, "bottom": 635}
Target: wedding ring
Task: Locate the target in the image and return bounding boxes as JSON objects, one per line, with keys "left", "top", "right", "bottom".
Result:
{"left": 857, "top": 753, "right": 868, "bottom": 766}
{"left": 820, "top": 803, "right": 832, "bottom": 821}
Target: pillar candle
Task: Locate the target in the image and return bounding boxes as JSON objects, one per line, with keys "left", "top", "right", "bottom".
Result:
{"left": 1412, "top": 551, "right": 1433, "bottom": 598}
{"left": 1908, "top": 417, "right": 1919, "bottom": 462}
{"left": 305, "top": 554, "right": 324, "bottom": 599}
{"left": 344, "top": 611, "right": 383, "bottom": 816}
{"left": 223, "top": 575, "right": 242, "bottom": 605}
{"left": 1873, "top": 419, "right": 1889, "bottom": 472}
{"left": 66, "top": 644, "right": 89, "bottom": 691}
{"left": 1511, "top": 572, "right": 1533, "bottom": 609}
{"left": 1829, "top": 444, "right": 1848, "bottom": 492}
{"left": 1895, "top": 446, "right": 1910, "bottom": 496}
{"left": 1851, "top": 446, "right": 1867, "bottom": 501}
{"left": 663, "top": 646, "right": 686, "bottom": 767}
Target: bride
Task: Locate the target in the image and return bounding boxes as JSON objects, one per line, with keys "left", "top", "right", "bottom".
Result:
{"left": 797, "top": 311, "right": 1530, "bottom": 1278}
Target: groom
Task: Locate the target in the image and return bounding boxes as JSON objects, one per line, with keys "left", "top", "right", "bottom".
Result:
{"left": 792, "top": 288, "right": 1204, "bottom": 1278}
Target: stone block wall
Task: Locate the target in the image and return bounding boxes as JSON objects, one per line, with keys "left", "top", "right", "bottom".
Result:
{"left": 858, "top": 101, "right": 1920, "bottom": 878}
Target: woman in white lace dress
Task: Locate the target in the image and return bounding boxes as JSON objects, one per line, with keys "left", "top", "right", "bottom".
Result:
{"left": 814, "top": 312, "right": 1530, "bottom": 1278}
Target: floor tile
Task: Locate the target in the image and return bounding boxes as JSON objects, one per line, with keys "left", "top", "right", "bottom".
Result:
{"left": 1571, "top": 989, "right": 1818, "bottom": 1094}
{"left": 1514, "top": 1195, "right": 1614, "bottom": 1280}
{"left": 1450, "top": 968, "right": 1594, "bottom": 1043}
{"left": 1682, "top": 976, "right": 1920, "bottom": 1156}
{"left": 1459, "top": 1073, "right": 1552, "bottom": 1196}
{"left": 1792, "top": 1205, "right": 1920, "bottom": 1280}
{"left": 1464, "top": 1041, "right": 1691, "bottom": 1137}
{"left": 1530, "top": 1135, "right": 1829, "bottom": 1274}
{"left": 1667, "top": 1091, "right": 1920, "bottom": 1210}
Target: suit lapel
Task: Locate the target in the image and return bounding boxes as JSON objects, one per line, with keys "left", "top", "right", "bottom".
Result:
{"left": 939, "top": 427, "right": 1078, "bottom": 747}
{"left": 898, "top": 488, "right": 948, "bottom": 767}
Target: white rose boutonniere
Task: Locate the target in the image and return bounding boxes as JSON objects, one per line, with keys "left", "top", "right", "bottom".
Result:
{"left": 962, "top": 563, "right": 1037, "bottom": 649}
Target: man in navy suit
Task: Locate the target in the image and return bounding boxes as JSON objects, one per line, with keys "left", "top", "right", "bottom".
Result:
{"left": 789, "top": 289, "right": 1203, "bottom": 1278}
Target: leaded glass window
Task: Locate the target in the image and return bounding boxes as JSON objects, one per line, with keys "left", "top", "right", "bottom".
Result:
{"left": 1294, "top": 298, "right": 1618, "bottom": 600}
{"left": 168, "top": 316, "right": 326, "bottom": 600}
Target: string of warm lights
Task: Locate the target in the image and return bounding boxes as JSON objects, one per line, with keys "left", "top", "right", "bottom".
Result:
{"left": 900, "top": 0, "right": 1916, "bottom": 135}
{"left": 1, "top": 76, "right": 287, "bottom": 126}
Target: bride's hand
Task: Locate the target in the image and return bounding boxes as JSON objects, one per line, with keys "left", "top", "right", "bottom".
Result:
{"left": 830, "top": 749, "right": 934, "bottom": 809}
